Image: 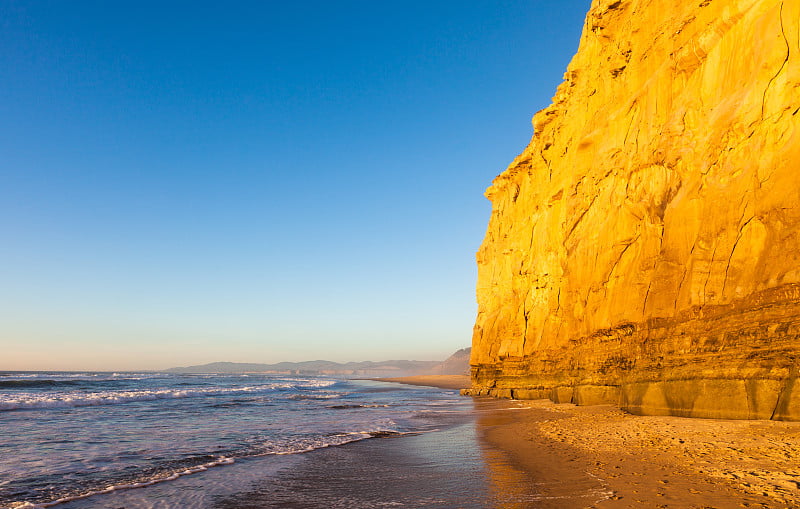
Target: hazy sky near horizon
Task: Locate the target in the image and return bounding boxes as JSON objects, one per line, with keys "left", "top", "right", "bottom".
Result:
{"left": 1, "top": 0, "right": 590, "bottom": 371}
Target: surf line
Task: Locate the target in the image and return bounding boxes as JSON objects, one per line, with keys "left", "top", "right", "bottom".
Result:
{"left": 14, "top": 456, "right": 235, "bottom": 509}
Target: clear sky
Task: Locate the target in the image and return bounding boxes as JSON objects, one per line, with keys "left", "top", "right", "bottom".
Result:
{"left": 1, "top": 0, "right": 590, "bottom": 371}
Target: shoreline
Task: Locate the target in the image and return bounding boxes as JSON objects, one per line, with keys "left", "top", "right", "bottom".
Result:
{"left": 367, "top": 374, "right": 471, "bottom": 390}
{"left": 374, "top": 378, "right": 800, "bottom": 507}
{"left": 48, "top": 378, "right": 800, "bottom": 508}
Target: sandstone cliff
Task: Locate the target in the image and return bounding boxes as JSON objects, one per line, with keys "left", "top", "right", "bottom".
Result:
{"left": 467, "top": 0, "right": 800, "bottom": 420}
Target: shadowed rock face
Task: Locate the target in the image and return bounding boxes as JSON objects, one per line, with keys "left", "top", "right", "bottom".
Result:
{"left": 467, "top": 0, "right": 800, "bottom": 420}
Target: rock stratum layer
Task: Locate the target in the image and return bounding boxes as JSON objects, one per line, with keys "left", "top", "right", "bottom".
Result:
{"left": 466, "top": 0, "right": 800, "bottom": 420}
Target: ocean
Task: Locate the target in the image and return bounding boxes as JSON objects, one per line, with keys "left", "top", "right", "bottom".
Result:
{"left": 0, "top": 371, "right": 523, "bottom": 508}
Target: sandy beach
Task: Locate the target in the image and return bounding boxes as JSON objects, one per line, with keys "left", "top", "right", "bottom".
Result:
{"left": 370, "top": 375, "right": 472, "bottom": 390}
{"left": 373, "top": 378, "right": 800, "bottom": 507}
{"left": 474, "top": 398, "right": 800, "bottom": 508}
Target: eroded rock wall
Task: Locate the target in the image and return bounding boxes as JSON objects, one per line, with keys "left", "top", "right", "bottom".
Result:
{"left": 468, "top": 0, "right": 800, "bottom": 420}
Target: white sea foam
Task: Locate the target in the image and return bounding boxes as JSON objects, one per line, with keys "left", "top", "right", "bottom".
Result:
{"left": 0, "top": 387, "right": 262, "bottom": 411}
{"left": 0, "top": 372, "right": 160, "bottom": 384}
{"left": 8, "top": 428, "right": 417, "bottom": 508}
{"left": 0, "top": 379, "right": 340, "bottom": 411}
{"left": 285, "top": 392, "right": 342, "bottom": 401}
{"left": 250, "top": 426, "right": 421, "bottom": 457}
{"left": 10, "top": 456, "right": 235, "bottom": 508}
{"left": 257, "top": 432, "right": 371, "bottom": 456}
{"left": 0, "top": 373, "right": 90, "bottom": 380}
{"left": 293, "top": 379, "right": 338, "bottom": 388}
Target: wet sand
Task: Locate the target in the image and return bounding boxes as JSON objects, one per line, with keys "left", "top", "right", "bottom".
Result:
{"left": 370, "top": 375, "right": 471, "bottom": 390}
{"left": 209, "top": 397, "right": 616, "bottom": 508}
{"left": 373, "top": 377, "right": 800, "bottom": 507}
{"left": 212, "top": 397, "right": 554, "bottom": 508}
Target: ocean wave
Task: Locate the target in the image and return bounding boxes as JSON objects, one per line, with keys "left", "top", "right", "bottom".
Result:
{"left": 0, "top": 375, "right": 172, "bottom": 389}
{"left": 328, "top": 404, "right": 391, "bottom": 409}
{"left": 284, "top": 392, "right": 342, "bottom": 401}
{"left": 0, "top": 373, "right": 164, "bottom": 386}
{"left": 9, "top": 456, "right": 235, "bottom": 509}
{"left": 0, "top": 372, "right": 120, "bottom": 380}
{"left": 8, "top": 428, "right": 419, "bottom": 508}
{"left": 0, "top": 378, "right": 343, "bottom": 411}
{"left": 0, "top": 380, "right": 83, "bottom": 389}
{"left": 247, "top": 427, "right": 415, "bottom": 457}
{"left": 0, "top": 386, "right": 266, "bottom": 411}
{"left": 293, "top": 379, "right": 338, "bottom": 388}
{"left": 254, "top": 432, "right": 371, "bottom": 455}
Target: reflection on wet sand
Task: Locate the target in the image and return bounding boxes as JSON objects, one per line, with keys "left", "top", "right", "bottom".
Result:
{"left": 472, "top": 397, "right": 611, "bottom": 508}
{"left": 206, "top": 400, "right": 497, "bottom": 508}
{"left": 473, "top": 399, "right": 542, "bottom": 507}
{"left": 210, "top": 397, "right": 608, "bottom": 508}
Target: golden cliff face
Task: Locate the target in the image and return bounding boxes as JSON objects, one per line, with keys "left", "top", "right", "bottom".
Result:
{"left": 468, "top": 0, "right": 800, "bottom": 420}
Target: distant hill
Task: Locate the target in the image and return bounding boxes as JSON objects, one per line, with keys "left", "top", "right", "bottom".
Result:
{"left": 431, "top": 347, "right": 471, "bottom": 375}
{"left": 164, "top": 359, "right": 442, "bottom": 376}
{"left": 165, "top": 349, "right": 472, "bottom": 377}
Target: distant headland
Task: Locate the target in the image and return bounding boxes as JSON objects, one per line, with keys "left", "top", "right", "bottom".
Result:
{"left": 166, "top": 348, "right": 471, "bottom": 377}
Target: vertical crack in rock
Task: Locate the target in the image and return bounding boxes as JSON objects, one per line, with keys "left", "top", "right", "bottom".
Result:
{"left": 701, "top": 240, "right": 720, "bottom": 306}
{"left": 762, "top": 2, "right": 790, "bottom": 119}
{"left": 721, "top": 216, "right": 755, "bottom": 298}
{"left": 522, "top": 300, "right": 530, "bottom": 354}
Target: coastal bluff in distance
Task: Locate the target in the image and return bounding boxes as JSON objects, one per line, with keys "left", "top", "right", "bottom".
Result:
{"left": 166, "top": 349, "right": 471, "bottom": 377}
{"left": 465, "top": 0, "right": 800, "bottom": 420}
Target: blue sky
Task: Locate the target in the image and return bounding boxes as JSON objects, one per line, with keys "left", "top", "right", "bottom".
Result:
{"left": 1, "top": 0, "right": 590, "bottom": 370}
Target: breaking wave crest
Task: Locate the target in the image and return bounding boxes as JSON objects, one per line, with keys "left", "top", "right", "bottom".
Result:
{"left": 0, "top": 377, "right": 340, "bottom": 412}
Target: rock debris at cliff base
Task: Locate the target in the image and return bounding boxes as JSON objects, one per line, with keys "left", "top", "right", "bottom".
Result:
{"left": 468, "top": 0, "right": 800, "bottom": 420}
